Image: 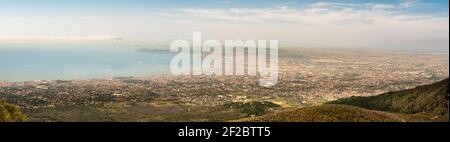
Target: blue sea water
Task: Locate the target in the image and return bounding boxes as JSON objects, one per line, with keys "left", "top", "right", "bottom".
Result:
{"left": 0, "top": 47, "right": 173, "bottom": 82}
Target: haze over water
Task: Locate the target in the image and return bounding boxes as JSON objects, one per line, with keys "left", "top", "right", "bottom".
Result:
{"left": 0, "top": 47, "right": 173, "bottom": 82}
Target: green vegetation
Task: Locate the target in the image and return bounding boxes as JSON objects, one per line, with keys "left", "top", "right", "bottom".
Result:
{"left": 329, "top": 79, "right": 449, "bottom": 116}
{"left": 223, "top": 101, "right": 280, "bottom": 116}
{"left": 245, "top": 104, "right": 405, "bottom": 122}
{"left": 0, "top": 99, "right": 27, "bottom": 122}
{"left": 245, "top": 78, "right": 449, "bottom": 122}
{"left": 24, "top": 101, "right": 251, "bottom": 122}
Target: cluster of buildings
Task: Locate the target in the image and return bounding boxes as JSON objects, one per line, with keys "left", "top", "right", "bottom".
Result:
{"left": 0, "top": 49, "right": 448, "bottom": 115}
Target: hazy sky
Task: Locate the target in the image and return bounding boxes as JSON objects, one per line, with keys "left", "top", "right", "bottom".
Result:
{"left": 0, "top": 0, "right": 448, "bottom": 50}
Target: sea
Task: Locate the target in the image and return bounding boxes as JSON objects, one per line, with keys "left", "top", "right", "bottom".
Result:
{"left": 0, "top": 46, "right": 174, "bottom": 82}
{"left": 1, "top": 45, "right": 448, "bottom": 82}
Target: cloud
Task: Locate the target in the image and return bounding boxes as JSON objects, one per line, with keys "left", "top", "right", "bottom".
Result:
{"left": 218, "top": 0, "right": 231, "bottom": 4}
{"left": 0, "top": 1, "right": 447, "bottom": 50}
{"left": 400, "top": 0, "right": 417, "bottom": 8}
{"left": 153, "top": 1, "right": 448, "bottom": 49}
{"left": 0, "top": 35, "right": 129, "bottom": 48}
{"left": 371, "top": 4, "right": 396, "bottom": 11}
{"left": 165, "top": 1, "right": 446, "bottom": 26}
{"left": 0, "top": 35, "right": 124, "bottom": 42}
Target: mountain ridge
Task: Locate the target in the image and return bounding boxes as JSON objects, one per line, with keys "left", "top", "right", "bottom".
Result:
{"left": 329, "top": 79, "right": 449, "bottom": 115}
{"left": 243, "top": 78, "right": 449, "bottom": 122}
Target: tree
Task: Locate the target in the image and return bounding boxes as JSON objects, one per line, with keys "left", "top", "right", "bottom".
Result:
{"left": 0, "top": 99, "right": 27, "bottom": 122}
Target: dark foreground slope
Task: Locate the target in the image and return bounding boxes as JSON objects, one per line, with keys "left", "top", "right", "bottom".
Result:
{"left": 246, "top": 79, "right": 449, "bottom": 122}
{"left": 0, "top": 99, "right": 27, "bottom": 122}
{"left": 243, "top": 104, "right": 405, "bottom": 122}
{"left": 329, "top": 79, "right": 449, "bottom": 116}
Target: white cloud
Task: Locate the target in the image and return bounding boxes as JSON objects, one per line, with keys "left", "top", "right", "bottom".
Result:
{"left": 0, "top": 35, "right": 124, "bottom": 42}
{"left": 167, "top": 2, "right": 445, "bottom": 26}
{"left": 0, "top": 35, "right": 130, "bottom": 49}
{"left": 400, "top": 0, "right": 417, "bottom": 8}
{"left": 152, "top": 1, "right": 448, "bottom": 49}
{"left": 219, "top": 0, "right": 231, "bottom": 4}
{"left": 0, "top": 1, "right": 447, "bottom": 50}
{"left": 371, "top": 4, "right": 396, "bottom": 11}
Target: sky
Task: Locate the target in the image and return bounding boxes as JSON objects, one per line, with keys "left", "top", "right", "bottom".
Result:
{"left": 0, "top": 0, "right": 448, "bottom": 50}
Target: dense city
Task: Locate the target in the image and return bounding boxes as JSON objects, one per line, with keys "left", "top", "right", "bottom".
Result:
{"left": 1, "top": 48, "right": 448, "bottom": 121}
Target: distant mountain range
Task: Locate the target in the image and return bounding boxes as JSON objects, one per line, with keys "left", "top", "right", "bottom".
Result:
{"left": 245, "top": 79, "right": 449, "bottom": 122}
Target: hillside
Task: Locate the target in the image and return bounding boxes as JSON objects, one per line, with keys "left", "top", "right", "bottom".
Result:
{"left": 329, "top": 79, "right": 449, "bottom": 116}
{"left": 243, "top": 104, "right": 405, "bottom": 122}
{"left": 244, "top": 79, "right": 449, "bottom": 122}
{"left": 0, "top": 99, "right": 27, "bottom": 122}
